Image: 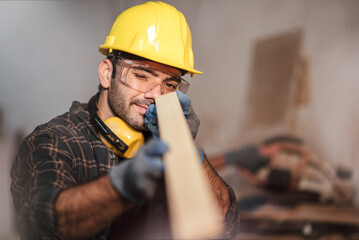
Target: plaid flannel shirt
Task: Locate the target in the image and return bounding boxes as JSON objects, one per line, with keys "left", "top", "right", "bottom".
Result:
{"left": 10, "top": 98, "right": 239, "bottom": 239}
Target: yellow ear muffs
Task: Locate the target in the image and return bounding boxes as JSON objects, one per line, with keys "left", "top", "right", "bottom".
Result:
{"left": 99, "top": 117, "right": 144, "bottom": 158}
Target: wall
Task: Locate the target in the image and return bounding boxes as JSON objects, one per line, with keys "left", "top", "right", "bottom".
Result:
{"left": 1, "top": 0, "right": 359, "bottom": 237}
{"left": 175, "top": 0, "right": 359, "bottom": 204}
{"left": 0, "top": 1, "right": 121, "bottom": 238}
{"left": 169, "top": 0, "right": 359, "bottom": 203}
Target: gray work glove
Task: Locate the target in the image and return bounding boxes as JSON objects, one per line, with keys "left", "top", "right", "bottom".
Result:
{"left": 109, "top": 138, "right": 168, "bottom": 204}
{"left": 144, "top": 91, "right": 200, "bottom": 139}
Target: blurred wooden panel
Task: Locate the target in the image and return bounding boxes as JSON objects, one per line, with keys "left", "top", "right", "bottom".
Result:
{"left": 248, "top": 30, "right": 302, "bottom": 127}
{"left": 295, "top": 57, "right": 311, "bottom": 106}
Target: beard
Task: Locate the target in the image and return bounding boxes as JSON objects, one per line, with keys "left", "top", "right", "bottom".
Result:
{"left": 108, "top": 78, "right": 153, "bottom": 131}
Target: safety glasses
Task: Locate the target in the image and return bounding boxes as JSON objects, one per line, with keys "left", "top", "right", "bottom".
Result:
{"left": 115, "top": 58, "right": 190, "bottom": 94}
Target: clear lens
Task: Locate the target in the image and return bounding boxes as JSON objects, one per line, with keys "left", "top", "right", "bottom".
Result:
{"left": 116, "top": 58, "right": 189, "bottom": 94}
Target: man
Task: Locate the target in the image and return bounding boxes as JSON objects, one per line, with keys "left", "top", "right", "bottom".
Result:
{"left": 11, "top": 2, "right": 239, "bottom": 239}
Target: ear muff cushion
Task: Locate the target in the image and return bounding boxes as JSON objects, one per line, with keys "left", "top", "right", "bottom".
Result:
{"left": 88, "top": 93, "right": 144, "bottom": 158}
{"left": 102, "top": 117, "right": 144, "bottom": 158}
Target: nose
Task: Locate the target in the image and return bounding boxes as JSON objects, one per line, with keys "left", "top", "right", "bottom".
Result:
{"left": 143, "top": 84, "right": 163, "bottom": 99}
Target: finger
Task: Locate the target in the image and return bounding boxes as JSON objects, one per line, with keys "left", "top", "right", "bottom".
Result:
{"left": 176, "top": 90, "right": 191, "bottom": 114}
{"left": 144, "top": 117, "right": 154, "bottom": 127}
{"left": 144, "top": 138, "right": 169, "bottom": 156}
{"left": 146, "top": 156, "right": 165, "bottom": 172}
{"left": 145, "top": 105, "right": 158, "bottom": 124}
{"left": 145, "top": 113, "right": 157, "bottom": 124}
{"left": 146, "top": 104, "right": 157, "bottom": 115}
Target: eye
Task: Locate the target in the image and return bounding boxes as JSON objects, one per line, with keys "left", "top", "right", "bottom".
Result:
{"left": 163, "top": 80, "right": 179, "bottom": 91}
{"left": 131, "top": 69, "right": 151, "bottom": 81}
{"left": 134, "top": 73, "right": 147, "bottom": 79}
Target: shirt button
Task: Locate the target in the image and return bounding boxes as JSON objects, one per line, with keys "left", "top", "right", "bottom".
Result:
{"left": 109, "top": 152, "right": 116, "bottom": 160}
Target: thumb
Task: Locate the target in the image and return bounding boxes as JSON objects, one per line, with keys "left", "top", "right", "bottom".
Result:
{"left": 143, "top": 138, "right": 168, "bottom": 156}
{"left": 176, "top": 90, "right": 191, "bottom": 114}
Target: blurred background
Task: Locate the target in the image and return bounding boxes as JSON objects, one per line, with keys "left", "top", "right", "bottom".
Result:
{"left": 1, "top": 0, "right": 359, "bottom": 239}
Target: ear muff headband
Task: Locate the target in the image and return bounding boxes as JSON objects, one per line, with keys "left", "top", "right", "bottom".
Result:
{"left": 91, "top": 113, "right": 129, "bottom": 154}
{"left": 89, "top": 93, "right": 129, "bottom": 155}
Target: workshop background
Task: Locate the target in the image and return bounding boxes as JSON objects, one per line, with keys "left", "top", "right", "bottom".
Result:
{"left": 1, "top": 0, "right": 358, "bottom": 239}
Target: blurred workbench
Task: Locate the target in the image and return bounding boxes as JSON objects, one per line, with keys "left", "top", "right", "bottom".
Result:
{"left": 236, "top": 203, "right": 359, "bottom": 239}
{"left": 217, "top": 166, "right": 359, "bottom": 239}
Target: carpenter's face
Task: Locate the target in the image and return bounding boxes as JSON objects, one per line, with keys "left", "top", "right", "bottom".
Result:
{"left": 107, "top": 59, "right": 182, "bottom": 130}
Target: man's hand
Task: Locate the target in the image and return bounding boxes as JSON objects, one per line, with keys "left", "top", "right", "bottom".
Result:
{"left": 144, "top": 91, "right": 200, "bottom": 139}
{"left": 109, "top": 138, "right": 168, "bottom": 204}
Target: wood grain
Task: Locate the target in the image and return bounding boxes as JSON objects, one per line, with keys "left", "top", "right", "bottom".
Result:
{"left": 156, "top": 92, "right": 222, "bottom": 239}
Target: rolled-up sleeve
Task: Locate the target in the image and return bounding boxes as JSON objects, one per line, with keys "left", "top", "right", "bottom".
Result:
{"left": 223, "top": 183, "right": 240, "bottom": 238}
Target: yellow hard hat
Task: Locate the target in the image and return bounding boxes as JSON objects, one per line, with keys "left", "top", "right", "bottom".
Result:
{"left": 99, "top": 117, "right": 144, "bottom": 158}
{"left": 99, "top": 1, "right": 202, "bottom": 76}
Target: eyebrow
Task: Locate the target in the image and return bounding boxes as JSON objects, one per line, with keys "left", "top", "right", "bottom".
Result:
{"left": 132, "top": 66, "right": 158, "bottom": 77}
{"left": 166, "top": 76, "right": 181, "bottom": 83}
{"left": 132, "top": 65, "right": 181, "bottom": 82}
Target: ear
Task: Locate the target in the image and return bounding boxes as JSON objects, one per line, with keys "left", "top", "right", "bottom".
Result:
{"left": 98, "top": 59, "right": 113, "bottom": 89}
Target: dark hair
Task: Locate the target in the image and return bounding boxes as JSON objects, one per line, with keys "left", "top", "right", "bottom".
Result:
{"left": 98, "top": 51, "right": 144, "bottom": 91}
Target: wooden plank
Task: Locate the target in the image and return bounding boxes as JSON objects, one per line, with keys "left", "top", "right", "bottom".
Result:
{"left": 156, "top": 92, "right": 222, "bottom": 239}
